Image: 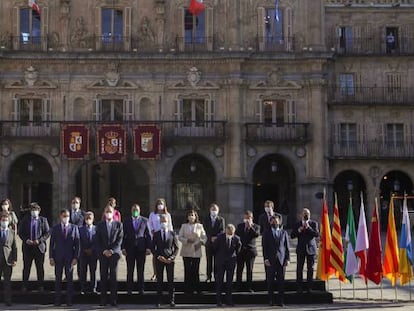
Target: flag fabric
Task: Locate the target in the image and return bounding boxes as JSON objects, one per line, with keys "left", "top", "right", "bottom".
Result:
{"left": 330, "top": 193, "right": 346, "bottom": 282}
{"left": 274, "top": 0, "right": 280, "bottom": 22}
{"left": 383, "top": 198, "right": 400, "bottom": 286}
{"left": 316, "top": 192, "right": 335, "bottom": 281}
{"left": 366, "top": 198, "right": 383, "bottom": 284}
{"left": 355, "top": 193, "right": 369, "bottom": 283}
{"left": 398, "top": 196, "right": 413, "bottom": 285}
{"left": 189, "top": 0, "right": 205, "bottom": 16}
{"left": 344, "top": 197, "right": 358, "bottom": 281}
{"left": 28, "top": 0, "right": 41, "bottom": 15}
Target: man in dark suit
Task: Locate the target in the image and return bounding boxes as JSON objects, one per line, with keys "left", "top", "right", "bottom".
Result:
{"left": 152, "top": 214, "right": 179, "bottom": 308}
{"left": 203, "top": 203, "right": 225, "bottom": 282}
{"left": 262, "top": 214, "right": 290, "bottom": 307}
{"left": 79, "top": 211, "right": 98, "bottom": 294}
{"left": 235, "top": 210, "right": 260, "bottom": 292}
{"left": 290, "top": 207, "right": 319, "bottom": 293}
{"left": 122, "top": 204, "right": 151, "bottom": 295}
{"left": 18, "top": 202, "right": 50, "bottom": 292}
{"left": 49, "top": 209, "right": 80, "bottom": 306}
{"left": 213, "top": 224, "right": 242, "bottom": 307}
{"left": 96, "top": 205, "right": 124, "bottom": 307}
{"left": 0, "top": 211, "right": 17, "bottom": 306}
{"left": 69, "top": 196, "right": 85, "bottom": 227}
{"left": 258, "top": 200, "right": 280, "bottom": 235}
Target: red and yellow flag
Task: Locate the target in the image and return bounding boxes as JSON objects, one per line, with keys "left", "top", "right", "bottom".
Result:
{"left": 383, "top": 198, "right": 400, "bottom": 286}
{"left": 316, "top": 192, "right": 335, "bottom": 281}
{"left": 330, "top": 193, "right": 346, "bottom": 282}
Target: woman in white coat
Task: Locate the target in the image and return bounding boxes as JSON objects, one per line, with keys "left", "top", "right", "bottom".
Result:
{"left": 178, "top": 209, "right": 207, "bottom": 294}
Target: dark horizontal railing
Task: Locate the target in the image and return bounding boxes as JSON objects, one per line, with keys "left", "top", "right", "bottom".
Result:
{"left": 330, "top": 140, "right": 414, "bottom": 158}
{"left": 328, "top": 87, "right": 414, "bottom": 106}
{"left": 245, "top": 122, "right": 310, "bottom": 143}
{"left": 11, "top": 36, "right": 47, "bottom": 51}
{"left": 175, "top": 36, "right": 212, "bottom": 52}
{"left": 257, "top": 36, "right": 296, "bottom": 52}
{"left": 98, "top": 35, "right": 128, "bottom": 51}
{"left": 0, "top": 120, "right": 227, "bottom": 140}
{"left": 327, "top": 35, "right": 414, "bottom": 56}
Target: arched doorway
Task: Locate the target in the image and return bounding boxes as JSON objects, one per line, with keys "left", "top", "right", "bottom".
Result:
{"left": 379, "top": 170, "right": 413, "bottom": 231}
{"left": 171, "top": 154, "right": 216, "bottom": 227}
{"left": 333, "top": 170, "right": 367, "bottom": 228}
{"left": 252, "top": 154, "right": 296, "bottom": 228}
{"left": 8, "top": 154, "right": 53, "bottom": 223}
{"left": 75, "top": 160, "right": 150, "bottom": 217}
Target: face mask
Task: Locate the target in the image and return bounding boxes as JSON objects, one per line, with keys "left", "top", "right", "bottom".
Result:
{"left": 188, "top": 215, "right": 196, "bottom": 222}
{"left": 132, "top": 210, "right": 140, "bottom": 218}
{"left": 0, "top": 221, "right": 8, "bottom": 229}
{"left": 1, "top": 205, "right": 8, "bottom": 211}
{"left": 210, "top": 211, "right": 218, "bottom": 217}
{"left": 31, "top": 210, "right": 40, "bottom": 218}
{"left": 265, "top": 207, "right": 271, "bottom": 214}
{"left": 105, "top": 212, "right": 113, "bottom": 220}
{"left": 304, "top": 215, "right": 309, "bottom": 221}
{"left": 271, "top": 223, "right": 278, "bottom": 229}
{"left": 226, "top": 234, "right": 233, "bottom": 239}
{"left": 72, "top": 203, "right": 80, "bottom": 210}
{"left": 62, "top": 217, "right": 70, "bottom": 225}
{"left": 160, "top": 222, "right": 168, "bottom": 230}
{"left": 157, "top": 204, "right": 165, "bottom": 211}
{"left": 243, "top": 219, "right": 250, "bottom": 223}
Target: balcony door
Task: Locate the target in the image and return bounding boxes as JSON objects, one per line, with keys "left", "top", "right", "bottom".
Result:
{"left": 175, "top": 98, "right": 214, "bottom": 136}
{"left": 11, "top": 98, "right": 51, "bottom": 136}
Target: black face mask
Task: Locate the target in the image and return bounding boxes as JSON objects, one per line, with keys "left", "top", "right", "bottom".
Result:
{"left": 271, "top": 224, "right": 279, "bottom": 229}
{"left": 304, "top": 215, "right": 309, "bottom": 221}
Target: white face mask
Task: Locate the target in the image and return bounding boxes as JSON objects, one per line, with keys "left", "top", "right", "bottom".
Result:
{"left": 157, "top": 204, "right": 165, "bottom": 211}
{"left": 210, "top": 210, "right": 218, "bottom": 217}
{"left": 62, "top": 217, "right": 70, "bottom": 225}
{"left": 72, "top": 203, "right": 80, "bottom": 210}
{"left": 105, "top": 212, "right": 113, "bottom": 220}
{"left": 0, "top": 221, "right": 8, "bottom": 229}
{"left": 264, "top": 207, "right": 272, "bottom": 214}
{"left": 1, "top": 205, "right": 8, "bottom": 211}
{"left": 226, "top": 234, "right": 233, "bottom": 239}
{"left": 160, "top": 222, "right": 168, "bottom": 230}
{"left": 31, "top": 210, "right": 40, "bottom": 218}
{"left": 243, "top": 218, "right": 249, "bottom": 223}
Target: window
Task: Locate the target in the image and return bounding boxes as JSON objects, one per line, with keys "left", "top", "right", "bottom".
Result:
{"left": 12, "top": 98, "right": 51, "bottom": 125}
{"left": 94, "top": 98, "right": 134, "bottom": 121}
{"left": 386, "top": 123, "right": 404, "bottom": 148}
{"left": 101, "top": 8, "right": 123, "bottom": 45}
{"left": 386, "top": 73, "right": 402, "bottom": 103}
{"left": 175, "top": 99, "right": 214, "bottom": 127}
{"left": 338, "top": 26, "right": 353, "bottom": 52}
{"left": 184, "top": 9, "right": 206, "bottom": 44}
{"left": 340, "top": 123, "right": 357, "bottom": 148}
{"left": 20, "top": 8, "right": 41, "bottom": 46}
{"left": 257, "top": 100, "right": 296, "bottom": 125}
{"left": 385, "top": 27, "right": 398, "bottom": 54}
{"left": 339, "top": 74, "right": 355, "bottom": 97}
{"left": 264, "top": 8, "right": 284, "bottom": 45}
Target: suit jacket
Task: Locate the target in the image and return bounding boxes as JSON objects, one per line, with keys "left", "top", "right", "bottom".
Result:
{"left": 203, "top": 215, "right": 225, "bottom": 246}
{"left": 235, "top": 222, "right": 260, "bottom": 256}
{"left": 49, "top": 223, "right": 80, "bottom": 262}
{"left": 258, "top": 212, "right": 283, "bottom": 235}
{"left": 70, "top": 209, "right": 86, "bottom": 227}
{"left": 151, "top": 230, "right": 179, "bottom": 261}
{"left": 18, "top": 214, "right": 50, "bottom": 253}
{"left": 290, "top": 220, "right": 319, "bottom": 256}
{"left": 262, "top": 227, "right": 290, "bottom": 266}
{"left": 95, "top": 220, "right": 124, "bottom": 257}
{"left": 0, "top": 229, "right": 17, "bottom": 266}
{"left": 122, "top": 216, "right": 151, "bottom": 253}
{"left": 178, "top": 223, "right": 207, "bottom": 258}
{"left": 213, "top": 233, "right": 242, "bottom": 264}
{"left": 79, "top": 225, "right": 97, "bottom": 257}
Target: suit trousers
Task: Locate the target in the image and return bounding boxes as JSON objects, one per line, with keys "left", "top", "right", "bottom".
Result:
{"left": 54, "top": 259, "right": 74, "bottom": 304}
{"left": 205, "top": 243, "right": 216, "bottom": 280}
{"left": 126, "top": 248, "right": 146, "bottom": 293}
{"left": 99, "top": 254, "right": 120, "bottom": 304}
{"left": 155, "top": 260, "right": 175, "bottom": 303}
{"left": 296, "top": 253, "right": 315, "bottom": 289}
{"left": 183, "top": 257, "right": 201, "bottom": 294}
{"left": 22, "top": 244, "right": 45, "bottom": 288}
{"left": 266, "top": 262, "right": 285, "bottom": 304}
{"left": 215, "top": 258, "right": 236, "bottom": 304}
{"left": 236, "top": 251, "right": 256, "bottom": 289}
{"left": 0, "top": 258, "right": 12, "bottom": 304}
{"left": 79, "top": 254, "right": 97, "bottom": 292}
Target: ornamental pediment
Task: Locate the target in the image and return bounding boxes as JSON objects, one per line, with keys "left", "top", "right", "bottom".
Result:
{"left": 86, "top": 75, "right": 140, "bottom": 90}
{"left": 168, "top": 67, "right": 220, "bottom": 90}
{"left": 4, "top": 66, "right": 58, "bottom": 89}
{"left": 250, "top": 70, "right": 302, "bottom": 90}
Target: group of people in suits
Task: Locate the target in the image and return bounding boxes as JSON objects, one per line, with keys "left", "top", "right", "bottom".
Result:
{"left": 0, "top": 196, "right": 319, "bottom": 308}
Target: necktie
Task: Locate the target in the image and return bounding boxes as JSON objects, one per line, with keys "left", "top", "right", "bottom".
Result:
{"left": 63, "top": 225, "right": 67, "bottom": 239}
{"left": 1, "top": 230, "right": 6, "bottom": 244}
{"left": 163, "top": 230, "right": 166, "bottom": 242}
{"left": 245, "top": 224, "right": 249, "bottom": 233}
{"left": 31, "top": 219, "right": 36, "bottom": 240}
{"left": 133, "top": 219, "right": 138, "bottom": 232}
{"left": 87, "top": 228, "right": 91, "bottom": 241}
{"left": 227, "top": 238, "right": 231, "bottom": 249}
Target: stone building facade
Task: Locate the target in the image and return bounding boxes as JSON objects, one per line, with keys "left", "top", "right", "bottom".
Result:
{"left": 0, "top": 0, "right": 413, "bottom": 228}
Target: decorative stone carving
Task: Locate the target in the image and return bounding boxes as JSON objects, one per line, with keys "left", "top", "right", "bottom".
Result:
{"left": 48, "top": 32, "right": 60, "bottom": 48}
{"left": 0, "top": 31, "right": 10, "bottom": 48}
{"left": 187, "top": 67, "right": 201, "bottom": 87}
{"left": 70, "top": 17, "right": 90, "bottom": 48}
{"left": 24, "top": 66, "right": 39, "bottom": 87}
{"left": 137, "top": 16, "right": 156, "bottom": 50}
{"left": 105, "top": 71, "right": 121, "bottom": 87}
{"left": 60, "top": 0, "right": 71, "bottom": 16}
{"left": 250, "top": 69, "right": 302, "bottom": 90}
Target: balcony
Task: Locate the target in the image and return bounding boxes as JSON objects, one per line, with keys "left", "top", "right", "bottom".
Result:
{"left": 330, "top": 140, "right": 414, "bottom": 159}
{"left": 245, "top": 122, "right": 310, "bottom": 144}
{"left": 11, "top": 36, "right": 47, "bottom": 51}
{"left": 328, "top": 87, "right": 414, "bottom": 106}
{"left": 257, "top": 36, "right": 296, "bottom": 52}
{"left": 175, "top": 36, "right": 213, "bottom": 52}
{"left": 96, "top": 35, "right": 129, "bottom": 52}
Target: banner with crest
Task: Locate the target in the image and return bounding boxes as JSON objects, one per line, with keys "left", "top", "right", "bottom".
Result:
{"left": 61, "top": 124, "right": 90, "bottom": 160}
{"left": 133, "top": 124, "right": 161, "bottom": 160}
{"left": 97, "top": 124, "right": 126, "bottom": 162}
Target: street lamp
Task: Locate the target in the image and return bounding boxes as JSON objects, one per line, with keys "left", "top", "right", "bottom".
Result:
{"left": 271, "top": 161, "right": 278, "bottom": 173}
{"left": 190, "top": 161, "right": 196, "bottom": 173}
{"left": 393, "top": 179, "right": 401, "bottom": 192}
{"left": 27, "top": 160, "right": 34, "bottom": 172}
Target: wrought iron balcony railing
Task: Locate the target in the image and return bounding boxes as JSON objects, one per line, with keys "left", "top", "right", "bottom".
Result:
{"left": 175, "top": 36, "right": 213, "bottom": 52}
{"left": 11, "top": 35, "right": 47, "bottom": 51}
{"left": 328, "top": 87, "right": 414, "bottom": 106}
{"left": 256, "top": 36, "right": 296, "bottom": 52}
{"left": 245, "top": 122, "right": 310, "bottom": 143}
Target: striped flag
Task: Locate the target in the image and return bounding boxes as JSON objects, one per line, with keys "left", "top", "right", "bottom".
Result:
{"left": 344, "top": 197, "right": 358, "bottom": 281}
{"left": 366, "top": 198, "right": 383, "bottom": 284}
{"left": 316, "top": 191, "right": 335, "bottom": 281}
{"left": 330, "top": 193, "right": 346, "bottom": 282}
{"left": 383, "top": 198, "right": 400, "bottom": 286}
{"left": 28, "top": 0, "right": 41, "bottom": 15}
{"left": 189, "top": 0, "right": 205, "bottom": 16}
{"left": 355, "top": 193, "right": 369, "bottom": 283}
{"left": 398, "top": 196, "right": 413, "bottom": 285}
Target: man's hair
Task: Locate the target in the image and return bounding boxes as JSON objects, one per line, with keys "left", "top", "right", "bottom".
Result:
{"left": 60, "top": 208, "right": 70, "bottom": 215}
{"left": 264, "top": 200, "right": 274, "bottom": 208}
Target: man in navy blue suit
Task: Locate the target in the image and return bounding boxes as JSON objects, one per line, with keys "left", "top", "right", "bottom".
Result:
{"left": 79, "top": 211, "right": 98, "bottom": 294}
{"left": 122, "top": 204, "right": 151, "bottom": 295}
{"left": 96, "top": 205, "right": 123, "bottom": 307}
{"left": 213, "top": 224, "right": 242, "bottom": 307}
{"left": 49, "top": 208, "right": 80, "bottom": 306}
{"left": 262, "top": 214, "right": 290, "bottom": 307}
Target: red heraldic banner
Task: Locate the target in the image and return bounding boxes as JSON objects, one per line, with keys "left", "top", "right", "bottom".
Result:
{"left": 133, "top": 125, "right": 161, "bottom": 160}
{"left": 61, "top": 124, "right": 90, "bottom": 160}
{"left": 97, "top": 125, "right": 126, "bottom": 162}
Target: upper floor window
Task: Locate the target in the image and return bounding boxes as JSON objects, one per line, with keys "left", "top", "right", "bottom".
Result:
{"left": 338, "top": 26, "right": 353, "bottom": 52}
{"left": 258, "top": 6, "right": 292, "bottom": 51}
{"left": 101, "top": 8, "right": 123, "bottom": 45}
{"left": 184, "top": 9, "right": 206, "bottom": 44}
{"left": 20, "top": 8, "right": 41, "bottom": 46}
{"left": 176, "top": 98, "right": 214, "bottom": 127}
{"left": 264, "top": 8, "right": 283, "bottom": 44}
{"left": 12, "top": 98, "right": 51, "bottom": 124}
{"left": 94, "top": 98, "right": 134, "bottom": 121}
{"left": 339, "top": 73, "right": 355, "bottom": 96}
{"left": 385, "top": 123, "right": 404, "bottom": 148}
{"left": 340, "top": 123, "right": 357, "bottom": 148}
{"left": 257, "top": 100, "right": 296, "bottom": 126}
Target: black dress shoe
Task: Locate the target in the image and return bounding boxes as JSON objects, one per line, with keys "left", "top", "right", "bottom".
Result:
{"left": 278, "top": 302, "right": 285, "bottom": 307}
{"left": 170, "top": 301, "right": 176, "bottom": 307}
{"left": 67, "top": 302, "right": 73, "bottom": 307}
{"left": 5, "top": 302, "right": 12, "bottom": 307}
{"left": 54, "top": 302, "right": 61, "bottom": 307}
{"left": 110, "top": 301, "right": 118, "bottom": 307}
{"left": 269, "top": 301, "right": 274, "bottom": 306}
{"left": 139, "top": 290, "right": 144, "bottom": 295}
{"left": 216, "top": 302, "right": 223, "bottom": 307}
{"left": 156, "top": 303, "right": 161, "bottom": 308}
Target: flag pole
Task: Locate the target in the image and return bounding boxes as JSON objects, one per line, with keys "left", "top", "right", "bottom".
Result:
{"left": 339, "top": 279, "right": 342, "bottom": 299}
{"left": 380, "top": 278, "right": 383, "bottom": 301}
{"left": 410, "top": 278, "right": 412, "bottom": 301}
{"left": 352, "top": 278, "right": 355, "bottom": 299}
{"left": 366, "top": 280, "right": 368, "bottom": 300}
{"left": 395, "top": 283, "right": 398, "bottom": 302}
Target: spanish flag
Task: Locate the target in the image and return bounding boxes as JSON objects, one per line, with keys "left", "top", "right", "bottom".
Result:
{"left": 316, "top": 192, "right": 335, "bottom": 281}
{"left": 399, "top": 196, "right": 413, "bottom": 285}
{"left": 189, "top": 0, "right": 205, "bottom": 16}
{"left": 383, "top": 198, "right": 400, "bottom": 286}
{"left": 330, "top": 193, "right": 346, "bottom": 282}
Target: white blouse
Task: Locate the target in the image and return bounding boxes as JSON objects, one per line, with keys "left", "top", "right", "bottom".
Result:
{"left": 148, "top": 212, "right": 173, "bottom": 236}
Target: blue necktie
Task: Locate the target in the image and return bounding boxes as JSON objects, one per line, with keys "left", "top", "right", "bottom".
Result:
{"left": 2, "top": 230, "right": 6, "bottom": 244}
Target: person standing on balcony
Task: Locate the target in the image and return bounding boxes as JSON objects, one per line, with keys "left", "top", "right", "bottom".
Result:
{"left": 386, "top": 32, "right": 395, "bottom": 53}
